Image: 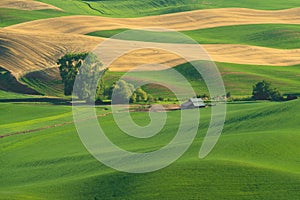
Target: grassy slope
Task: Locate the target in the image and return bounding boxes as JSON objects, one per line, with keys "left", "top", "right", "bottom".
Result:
{"left": 20, "top": 69, "right": 64, "bottom": 97}
{"left": 1, "top": 0, "right": 300, "bottom": 27}
{"left": 1, "top": 1, "right": 299, "bottom": 199}
{"left": 21, "top": 76, "right": 63, "bottom": 97}
{"left": 0, "top": 103, "right": 72, "bottom": 135}
{"left": 17, "top": 61, "right": 300, "bottom": 98}
{"left": 214, "top": 62, "right": 300, "bottom": 96}
{"left": 0, "top": 8, "right": 67, "bottom": 27}
{"left": 0, "top": 68, "right": 41, "bottom": 95}
{"left": 0, "top": 90, "right": 37, "bottom": 99}
{"left": 0, "top": 103, "right": 110, "bottom": 136}
{"left": 87, "top": 24, "right": 300, "bottom": 49}
{"left": 0, "top": 100, "right": 299, "bottom": 199}
{"left": 102, "top": 62, "right": 300, "bottom": 98}
{"left": 38, "top": 0, "right": 300, "bottom": 17}
{"left": 183, "top": 24, "right": 300, "bottom": 49}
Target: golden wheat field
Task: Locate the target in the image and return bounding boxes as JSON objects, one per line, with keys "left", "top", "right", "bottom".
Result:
{"left": 1, "top": 7, "right": 300, "bottom": 78}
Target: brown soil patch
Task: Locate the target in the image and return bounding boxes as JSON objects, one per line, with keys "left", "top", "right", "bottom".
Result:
{"left": 0, "top": 0, "right": 62, "bottom": 11}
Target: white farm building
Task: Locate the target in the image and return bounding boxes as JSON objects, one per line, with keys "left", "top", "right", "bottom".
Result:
{"left": 181, "top": 98, "right": 206, "bottom": 109}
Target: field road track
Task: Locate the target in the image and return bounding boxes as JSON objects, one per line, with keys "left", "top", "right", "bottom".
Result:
{"left": 0, "top": 111, "right": 112, "bottom": 139}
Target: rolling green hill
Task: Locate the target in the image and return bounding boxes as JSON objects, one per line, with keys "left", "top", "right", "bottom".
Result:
{"left": 0, "top": 8, "right": 67, "bottom": 27}
{"left": 16, "top": 61, "right": 300, "bottom": 98}
{"left": 0, "top": 67, "right": 40, "bottom": 95}
{"left": 0, "top": 99, "right": 299, "bottom": 199}
{"left": 95, "top": 61, "right": 300, "bottom": 98}
{"left": 1, "top": 1, "right": 300, "bottom": 199}
{"left": 2, "top": 0, "right": 300, "bottom": 27}
{"left": 183, "top": 24, "right": 300, "bottom": 49}
{"left": 38, "top": 0, "right": 300, "bottom": 17}
{"left": 0, "top": 90, "right": 36, "bottom": 100}
{"left": 20, "top": 68, "right": 64, "bottom": 97}
{"left": 87, "top": 24, "right": 300, "bottom": 49}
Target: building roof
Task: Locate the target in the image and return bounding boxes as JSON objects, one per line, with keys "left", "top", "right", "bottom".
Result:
{"left": 181, "top": 98, "right": 206, "bottom": 109}
{"left": 189, "top": 98, "right": 205, "bottom": 107}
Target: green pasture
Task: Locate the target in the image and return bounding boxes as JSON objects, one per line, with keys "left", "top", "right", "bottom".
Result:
{"left": 15, "top": 61, "right": 300, "bottom": 98}
{"left": 1, "top": 1, "right": 300, "bottom": 199}
{"left": 0, "top": 8, "right": 67, "bottom": 27}
{"left": 102, "top": 62, "right": 300, "bottom": 98}
{"left": 87, "top": 24, "right": 300, "bottom": 49}
{"left": 38, "top": 0, "right": 300, "bottom": 17}
{"left": 0, "top": 99, "right": 299, "bottom": 199}
{"left": 1, "top": 0, "right": 300, "bottom": 27}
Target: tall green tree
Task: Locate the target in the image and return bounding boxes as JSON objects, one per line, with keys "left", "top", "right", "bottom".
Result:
{"left": 95, "top": 68, "right": 108, "bottom": 103}
{"left": 110, "top": 80, "right": 135, "bottom": 104}
{"left": 252, "top": 80, "right": 283, "bottom": 101}
{"left": 134, "top": 87, "right": 148, "bottom": 103}
{"left": 57, "top": 53, "right": 88, "bottom": 96}
{"left": 73, "top": 53, "right": 104, "bottom": 103}
{"left": 58, "top": 53, "right": 105, "bottom": 103}
{"left": 107, "top": 80, "right": 149, "bottom": 104}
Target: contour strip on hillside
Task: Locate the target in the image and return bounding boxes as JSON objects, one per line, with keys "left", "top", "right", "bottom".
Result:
{"left": 5, "top": 8, "right": 300, "bottom": 33}
{"left": 1, "top": 30, "right": 300, "bottom": 78}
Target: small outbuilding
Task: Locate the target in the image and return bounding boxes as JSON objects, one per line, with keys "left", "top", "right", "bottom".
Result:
{"left": 181, "top": 98, "right": 206, "bottom": 109}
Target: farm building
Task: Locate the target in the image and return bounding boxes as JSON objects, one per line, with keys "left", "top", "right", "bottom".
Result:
{"left": 181, "top": 98, "right": 206, "bottom": 109}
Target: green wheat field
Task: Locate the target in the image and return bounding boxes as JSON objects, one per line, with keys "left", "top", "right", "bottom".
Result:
{"left": 0, "top": 0, "right": 299, "bottom": 199}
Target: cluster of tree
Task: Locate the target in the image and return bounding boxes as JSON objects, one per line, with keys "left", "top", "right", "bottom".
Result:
{"left": 57, "top": 53, "right": 150, "bottom": 103}
{"left": 103, "top": 80, "right": 149, "bottom": 104}
{"left": 195, "top": 92, "right": 231, "bottom": 102}
{"left": 57, "top": 54, "right": 298, "bottom": 103}
{"left": 252, "top": 80, "right": 283, "bottom": 101}
{"left": 57, "top": 53, "right": 88, "bottom": 96}
{"left": 251, "top": 80, "right": 298, "bottom": 101}
{"left": 58, "top": 53, "right": 105, "bottom": 103}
